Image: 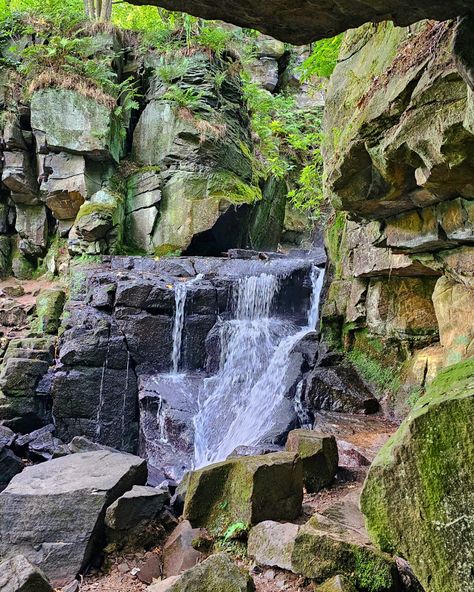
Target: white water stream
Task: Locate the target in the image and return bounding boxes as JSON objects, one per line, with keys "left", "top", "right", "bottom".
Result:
{"left": 193, "top": 265, "right": 325, "bottom": 467}
{"left": 171, "top": 274, "right": 204, "bottom": 374}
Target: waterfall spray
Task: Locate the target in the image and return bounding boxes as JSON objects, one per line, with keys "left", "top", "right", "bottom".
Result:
{"left": 193, "top": 265, "right": 325, "bottom": 467}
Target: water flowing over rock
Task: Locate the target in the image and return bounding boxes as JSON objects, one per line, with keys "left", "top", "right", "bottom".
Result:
{"left": 194, "top": 265, "right": 324, "bottom": 467}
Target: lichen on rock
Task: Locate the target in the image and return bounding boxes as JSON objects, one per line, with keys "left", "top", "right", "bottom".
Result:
{"left": 361, "top": 357, "right": 474, "bottom": 592}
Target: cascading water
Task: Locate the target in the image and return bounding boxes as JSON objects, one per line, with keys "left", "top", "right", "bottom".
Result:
{"left": 193, "top": 265, "right": 325, "bottom": 467}
{"left": 171, "top": 274, "right": 204, "bottom": 375}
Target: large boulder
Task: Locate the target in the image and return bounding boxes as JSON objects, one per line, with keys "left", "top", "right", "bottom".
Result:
{"left": 247, "top": 521, "right": 300, "bottom": 571}
{"left": 150, "top": 170, "right": 261, "bottom": 253}
{"left": 0, "top": 450, "right": 147, "bottom": 586}
{"left": 361, "top": 358, "right": 474, "bottom": 592}
{"left": 105, "top": 485, "right": 169, "bottom": 531}
{"left": 285, "top": 429, "right": 338, "bottom": 492}
{"left": 105, "top": 484, "right": 169, "bottom": 551}
{"left": 183, "top": 452, "right": 303, "bottom": 535}
{"left": 30, "top": 89, "right": 120, "bottom": 161}
{"left": 0, "top": 555, "right": 53, "bottom": 592}
{"left": 149, "top": 553, "right": 255, "bottom": 592}
{"left": 304, "top": 365, "right": 379, "bottom": 414}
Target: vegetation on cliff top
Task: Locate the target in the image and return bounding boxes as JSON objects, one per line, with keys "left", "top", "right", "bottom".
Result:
{"left": 0, "top": 0, "right": 341, "bottom": 217}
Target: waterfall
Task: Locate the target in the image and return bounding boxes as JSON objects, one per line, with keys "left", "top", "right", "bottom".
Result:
{"left": 95, "top": 335, "right": 111, "bottom": 442}
{"left": 193, "top": 265, "right": 325, "bottom": 467}
{"left": 171, "top": 274, "right": 204, "bottom": 374}
{"left": 308, "top": 264, "right": 325, "bottom": 330}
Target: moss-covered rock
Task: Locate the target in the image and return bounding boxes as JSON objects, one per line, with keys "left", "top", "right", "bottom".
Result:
{"left": 325, "top": 20, "right": 473, "bottom": 219}
{"left": 150, "top": 553, "right": 255, "bottom": 592}
{"left": 31, "top": 89, "right": 121, "bottom": 161}
{"left": 183, "top": 452, "right": 303, "bottom": 535}
{"left": 361, "top": 357, "right": 474, "bottom": 592}
{"left": 285, "top": 429, "right": 338, "bottom": 493}
{"left": 71, "top": 189, "right": 124, "bottom": 254}
{"left": 151, "top": 170, "right": 262, "bottom": 253}
{"left": 316, "top": 575, "right": 357, "bottom": 592}
{"left": 34, "top": 289, "right": 66, "bottom": 335}
{"left": 247, "top": 491, "right": 399, "bottom": 592}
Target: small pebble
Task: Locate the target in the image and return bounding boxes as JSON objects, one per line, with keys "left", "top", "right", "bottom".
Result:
{"left": 130, "top": 567, "right": 141, "bottom": 576}
{"left": 117, "top": 562, "right": 129, "bottom": 574}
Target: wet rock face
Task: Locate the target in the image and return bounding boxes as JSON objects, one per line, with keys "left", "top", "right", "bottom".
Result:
{"left": 133, "top": 0, "right": 473, "bottom": 44}
{"left": 52, "top": 254, "right": 316, "bottom": 475}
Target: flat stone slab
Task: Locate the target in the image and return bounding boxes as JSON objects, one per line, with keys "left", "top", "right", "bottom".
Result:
{"left": 0, "top": 450, "right": 147, "bottom": 586}
{"left": 149, "top": 553, "right": 254, "bottom": 592}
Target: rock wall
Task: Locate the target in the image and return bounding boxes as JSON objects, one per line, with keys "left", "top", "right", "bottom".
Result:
{"left": 324, "top": 17, "right": 474, "bottom": 592}
{"left": 0, "top": 31, "right": 295, "bottom": 278}
{"left": 322, "top": 18, "right": 474, "bottom": 417}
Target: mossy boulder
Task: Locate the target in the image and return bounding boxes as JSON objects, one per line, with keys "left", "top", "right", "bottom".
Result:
{"left": 35, "top": 289, "right": 66, "bottom": 335}
{"left": 316, "top": 576, "right": 357, "bottom": 592}
{"left": 361, "top": 357, "right": 474, "bottom": 592}
{"left": 151, "top": 170, "right": 262, "bottom": 253}
{"left": 285, "top": 429, "right": 338, "bottom": 493}
{"left": 71, "top": 189, "right": 124, "bottom": 254}
{"left": 292, "top": 495, "right": 399, "bottom": 591}
{"left": 31, "top": 89, "right": 121, "bottom": 161}
{"left": 247, "top": 491, "right": 399, "bottom": 592}
{"left": 183, "top": 452, "right": 303, "bottom": 535}
{"left": 149, "top": 553, "right": 255, "bottom": 592}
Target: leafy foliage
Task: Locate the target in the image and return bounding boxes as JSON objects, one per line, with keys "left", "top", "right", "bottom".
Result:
{"left": 223, "top": 521, "right": 248, "bottom": 542}
{"left": 0, "top": 0, "right": 335, "bottom": 215}
{"left": 298, "top": 34, "right": 343, "bottom": 80}
{"left": 162, "top": 86, "right": 208, "bottom": 111}
{"left": 242, "top": 76, "right": 324, "bottom": 215}
{"left": 196, "top": 25, "right": 231, "bottom": 56}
